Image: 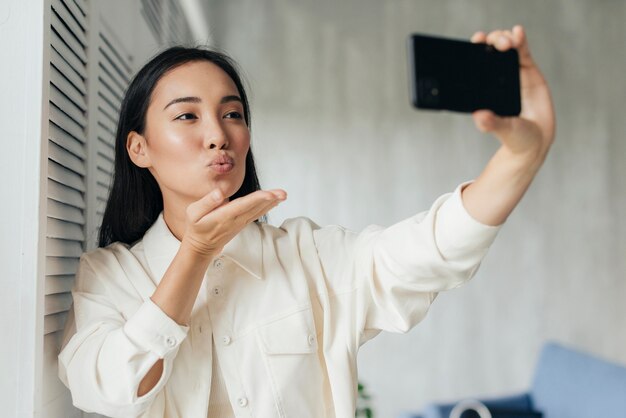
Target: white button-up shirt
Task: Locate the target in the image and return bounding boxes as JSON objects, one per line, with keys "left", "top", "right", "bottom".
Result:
{"left": 58, "top": 181, "right": 501, "bottom": 418}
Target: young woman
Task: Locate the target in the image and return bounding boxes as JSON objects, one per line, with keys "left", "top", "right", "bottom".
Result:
{"left": 59, "top": 25, "right": 554, "bottom": 418}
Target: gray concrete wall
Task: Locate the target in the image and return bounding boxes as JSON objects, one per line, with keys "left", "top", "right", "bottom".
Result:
{"left": 205, "top": 0, "right": 626, "bottom": 416}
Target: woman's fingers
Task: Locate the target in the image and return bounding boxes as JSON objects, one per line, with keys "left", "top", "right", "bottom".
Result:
{"left": 237, "top": 190, "right": 286, "bottom": 224}
{"left": 187, "top": 188, "right": 227, "bottom": 223}
{"left": 472, "top": 109, "right": 512, "bottom": 135}
{"left": 243, "top": 198, "right": 282, "bottom": 224}
{"left": 196, "top": 189, "right": 286, "bottom": 227}
{"left": 471, "top": 31, "right": 486, "bottom": 43}
{"left": 223, "top": 189, "right": 286, "bottom": 220}
{"left": 189, "top": 188, "right": 286, "bottom": 225}
{"left": 485, "top": 29, "right": 514, "bottom": 51}
{"left": 511, "top": 25, "right": 534, "bottom": 68}
{"left": 479, "top": 25, "right": 534, "bottom": 67}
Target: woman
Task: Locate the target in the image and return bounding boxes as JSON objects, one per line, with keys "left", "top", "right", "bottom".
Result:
{"left": 59, "top": 25, "right": 554, "bottom": 418}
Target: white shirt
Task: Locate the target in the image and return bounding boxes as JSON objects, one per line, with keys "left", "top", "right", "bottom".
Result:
{"left": 58, "top": 181, "right": 501, "bottom": 418}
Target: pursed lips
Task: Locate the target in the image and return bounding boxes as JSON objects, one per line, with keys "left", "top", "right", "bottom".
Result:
{"left": 207, "top": 154, "right": 235, "bottom": 166}
{"left": 207, "top": 154, "right": 235, "bottom": 174}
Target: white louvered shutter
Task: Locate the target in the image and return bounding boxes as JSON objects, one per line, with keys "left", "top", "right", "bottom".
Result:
{"left": 44, "top": 0, "right": 88, "bottom": 417}
{"left": 84, "top": 19, "right": 133, "bottom": 249}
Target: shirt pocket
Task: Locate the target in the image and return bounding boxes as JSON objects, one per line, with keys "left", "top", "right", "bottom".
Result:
{"left": 257, "top": 304, "right": 318, "bottom": 354}
{"left": 256, "top": 305, "right": 326, "bottom": 417}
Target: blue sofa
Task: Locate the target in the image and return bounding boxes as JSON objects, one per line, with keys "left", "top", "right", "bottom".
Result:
{"left": 399, "top": 341, "right": 626, "bottom": 418}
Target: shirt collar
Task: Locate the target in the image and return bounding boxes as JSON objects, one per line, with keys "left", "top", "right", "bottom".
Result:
{"left": 142, "top": 212, "right": 264, "bottom": 284}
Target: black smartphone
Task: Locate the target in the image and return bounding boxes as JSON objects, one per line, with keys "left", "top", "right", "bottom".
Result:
{"left": 407, "top": 33, "right": 521, "bottom": 116}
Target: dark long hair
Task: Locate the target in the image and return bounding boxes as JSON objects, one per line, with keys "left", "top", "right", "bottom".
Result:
{"left": 98, "top": 46, "right": 263, "bottom": 248}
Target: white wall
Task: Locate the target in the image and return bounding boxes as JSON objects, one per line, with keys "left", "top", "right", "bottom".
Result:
{"left": 0, "top": 1, "right": 47, "bottom": 416}
{"left": 204, "top": 0, "right": 626, "bottom": 416}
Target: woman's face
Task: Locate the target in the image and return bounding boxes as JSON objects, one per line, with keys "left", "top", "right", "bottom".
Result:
{"left": 129, "top": 60, "right": 250, "bottom": 206}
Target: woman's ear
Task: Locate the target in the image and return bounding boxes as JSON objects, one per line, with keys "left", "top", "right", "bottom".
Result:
{"left": 126, "top": 131, "right": 151, "bottom": 168}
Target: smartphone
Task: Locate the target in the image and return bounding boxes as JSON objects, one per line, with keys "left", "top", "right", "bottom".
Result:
{"left": 407, "top": 33, "right": 521, "bottom": 116}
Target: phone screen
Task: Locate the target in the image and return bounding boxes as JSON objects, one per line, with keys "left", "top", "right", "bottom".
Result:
{"left": 407, "top": 33, "right": 521, "bottom": 116}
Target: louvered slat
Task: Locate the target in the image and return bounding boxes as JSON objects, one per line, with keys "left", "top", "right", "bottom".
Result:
{"left": 50, "top": 34, "right": 86, "bottom": 79}
{"left": 49, "top": 105, "right": 86, "bottom": 143}
{"left": 49, "top": 122, "right": 86, "bottom": 160}
{"left": 97, "top": 88, "right": 121, "bottom": 115}
{"left": 47, "top": 217, "right": 85, "bottom": 241}
{"left": 98, "top": 74, "right": 123, "bottom": 105}
{"left": 50, "top": 65, "right": 87, "bottom": 111}
{"left": 45, "top": 275, "right": 75, "bottom": 295}
{"left": 50, "top": 12, "right": 87, "bottom": 64}
{"left": 97, "top": 119, "right": 116, "bottom": 139}
{"left": 47, "top": 179, "right": 85, "bottom": 209}
{"left": 99, "top": 32, "right": 133, "bottom": 76}
{"left": 98, "top": 45, "right": 131, "bottom": 86}
{"left": 96, "top": 183, "right": 110, "bottom": 198}
{"left": 48, "top": 160, "right": 86, "bottom": 192}
{"left": 71, "top": 0, "right": 87, "bottom": 16}
{"left": 97, "top": 102, "right": 119, "bottom": 127}
{"left": 60, "top": 0, "right": 86, "bottom": 30}
{"left": 45, "top": 293, "right": 74, "bottom": 316}
{"left": 43, "top": 312, "right": 72, "bottom": 335}
{"left": 50, "top": 47, "right": 86, "bottom": 96}
{"left": 98, "top": 61, "right": 126, "bottom": 98}
{"left": 96, "top": 168, "right": 112, "bottom": 188}
{"left": 46, "top": 238, "right": 83, "bottom": 259}
{"left": 48, "top": 141, "right": 85, "bottom": 176}
{"left": 97, "top": 137, "right": 115, "bottom": 161}
{"left": 46, "top": 257, "right": 80, "bottom": 276}
{"left": 51, "top": 0, "right": 87, "bottom": 47}
{"left": 49, "top": 85, "right": 86, "bottom": 128}
{"left": 97, "top": 151, "right": 114, "bottom": 174}
{"left": 47, "top": 198, "right": 85, "bottom": 225}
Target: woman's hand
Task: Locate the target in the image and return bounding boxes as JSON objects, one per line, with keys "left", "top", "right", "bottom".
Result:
{"left": 459, "top": 25, "right": 555, "bottom": 226}
{"left": 471, "top": 25, "right": 555, "bottom": 161}
{"left": 182, "top": 188, "right": 287, "bottom": 258}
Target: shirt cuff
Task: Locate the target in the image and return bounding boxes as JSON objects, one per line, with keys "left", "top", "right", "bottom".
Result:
{"left": 123, "top": 298, "right": 189, "bottom": 358}
{"left": 434, "top": 180, "right": 502, "bottom": 260}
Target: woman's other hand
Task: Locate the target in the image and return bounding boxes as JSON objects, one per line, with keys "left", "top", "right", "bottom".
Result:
{"left": 470, "top": 25, "right": 555, "bottom": 161}
{"left": 182, "top": 188, "right": 287, "bottom": 259}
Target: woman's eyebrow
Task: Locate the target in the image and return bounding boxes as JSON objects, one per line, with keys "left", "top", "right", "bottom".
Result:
{"left": 163, "top": 95, "right": 241, "bottom": 111}
{"left": 163, "top": 96, "right": 200, "bottom": 110}
{"left": 220, "top": 95, "right": 242, "bottom": 105}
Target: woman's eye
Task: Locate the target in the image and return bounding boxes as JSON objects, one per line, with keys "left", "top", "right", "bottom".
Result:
{"left": 175, "top": 113, "right": 197, "bottom": 121}
{"left": 225, "top": 111, "right": 243, "bottom": 119}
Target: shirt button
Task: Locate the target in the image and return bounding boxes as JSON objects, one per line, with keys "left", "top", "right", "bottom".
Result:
{"left": 237, "top": 397, "right": 248, "bottom": 407}
{"left": 166, "top": 336, "right": 177, "bottom": 347}
{"left": 211, "top": 286, "right": 223, "bottom": 296}
{"left": 222, "top": 335, "right": 232, "bottom": 346}
{"left": 307, "top": 334, "right": 315, "bottom": 346}
{"left": 213, "top": 257, "right": 224, "bottom": 269}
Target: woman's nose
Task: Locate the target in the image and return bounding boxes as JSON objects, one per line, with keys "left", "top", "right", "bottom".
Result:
{"left": 205, "top": 125, "right": 229, "bottom": 150}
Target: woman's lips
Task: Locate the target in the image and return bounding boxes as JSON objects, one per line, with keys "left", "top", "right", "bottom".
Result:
{"left": 207, "top": 155, "right": 235, "bottom": 174}
{"left": 208, "top": 162, "right": 234, "bottom": 174}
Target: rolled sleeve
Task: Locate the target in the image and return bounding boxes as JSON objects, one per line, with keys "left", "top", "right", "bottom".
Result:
{"left": 124, "top": 297, "right": 188, "bottom": 358}
{"left": 434, "top": 180, "right": 501, "bottom": 260}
